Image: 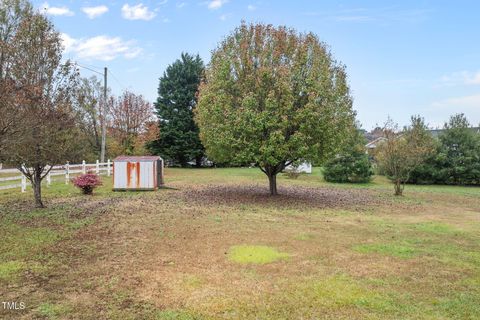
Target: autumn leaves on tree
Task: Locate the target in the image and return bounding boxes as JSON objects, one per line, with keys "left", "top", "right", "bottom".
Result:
{"left": 1, "top": 0, "right": 80, "bottom": 207}
{"left": 0, "top": 0, "right": 157, "bottom": 207}
{"left": 195, "top": 23, "right": 356, "bottom": 195}
{"left": 3, "top": 0, "right": 431, "bottom": 205}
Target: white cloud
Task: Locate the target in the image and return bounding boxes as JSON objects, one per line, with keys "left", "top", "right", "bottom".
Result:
{"left": 42, "top": 2, "right": 74, "bottom": 16}
{"left": 82, "top": 5, "right": 109, "bottom": 19}
{"left": 247, "top": 4, "right": 256, "bottom": 11}
{"left": 207, "top": 0, "right": 227, "bottom": 10}
{"left": 121, "top": 3, "right": 156, "bottom": 20}
{"left": 432, "top": 94, "right": 480, "bottom": 109}
{"left": 177, "top": 2, "right": 186, "bottom": 9}
{"left": 60, "top": 33, "right": 76, "bottom": 52}
{"left": 438, "top": 70, "right": 480, "bottom": 87}
{"left": 61, "top": 33, "right": 142, "bottom": 61}
{"left": 466, "top": 72, "right": 480, "bottom": 85}
{"left": 219, "top": 13, "right": 229, "bottom": 21}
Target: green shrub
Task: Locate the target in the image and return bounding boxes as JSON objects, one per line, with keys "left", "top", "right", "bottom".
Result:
{"left": 409, "top": 114, "right": 480, "bottom": 185}
{"left": 324, "top": 126, "right": 374, "bottom": 183}
{"left": 324, "top": 152, "right": 373, "bottom": 183}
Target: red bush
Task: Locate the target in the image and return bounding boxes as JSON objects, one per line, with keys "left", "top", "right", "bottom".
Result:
{"left": 72, "top": 173, "right": 102, "bottom": 195}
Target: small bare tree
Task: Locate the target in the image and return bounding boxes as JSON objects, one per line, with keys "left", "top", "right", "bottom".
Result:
{"left": 108, "top": 90, "right": 155, "bottom": 155}
{"left": 74, "top": 76, "right": 110, "bottom": 160}
{"left": 377, "top": 116, "right": 434, "bottom": 195}
{"left": 1, "top": 7, "right": 80, "bottom": 207}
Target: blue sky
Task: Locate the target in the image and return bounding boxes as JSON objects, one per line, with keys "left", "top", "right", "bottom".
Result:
{"left": 32, "top": 0, "right": 480, "bottom": 129}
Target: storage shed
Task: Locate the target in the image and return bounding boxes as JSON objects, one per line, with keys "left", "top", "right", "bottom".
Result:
{"left": 113, "top": 156, "right": 164, "bottom": 191}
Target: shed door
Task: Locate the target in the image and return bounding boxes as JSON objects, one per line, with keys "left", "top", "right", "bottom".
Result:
{"left": 114, "top": 162, "right": 127, "bottom": 189}
{"left": 139, "top": 161, "right": 154, "bottom": 189}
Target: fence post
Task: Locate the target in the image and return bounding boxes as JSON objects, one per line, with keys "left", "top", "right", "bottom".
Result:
{"left": 96, "top": 160, "right": 100, "bottom": 174}
{"left": 82, "top": 160, "right": 86, "bottom": 174}
{"left": 107, "top": 159, "right": 111, "bottom": 176}
{"left": 21, "top": 175, "right": 26, "bottom": 193}
{"left": 65, "top": 162, "right": 70, "bottom": 184}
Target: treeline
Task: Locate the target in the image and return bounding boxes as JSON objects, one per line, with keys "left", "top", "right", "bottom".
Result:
{"left": 75, "top": 77, "right": 157, "bottom": 162}
{"left": 409, "top": 114, "right": 480, "bottom": 185}
{"left": 324, "top": 113, "right": 480, "bottom": 195}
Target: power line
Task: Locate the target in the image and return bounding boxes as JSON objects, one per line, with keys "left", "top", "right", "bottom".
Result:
{"left": 76, "top": 63, "right": 103, "bottom": 76}
{"left": 108, "top": 69, "right": 128, "bottom": 91}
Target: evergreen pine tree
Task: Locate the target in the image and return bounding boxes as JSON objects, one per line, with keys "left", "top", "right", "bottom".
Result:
{"left": 150, "top": 53, "right": 205, "bottom": 166}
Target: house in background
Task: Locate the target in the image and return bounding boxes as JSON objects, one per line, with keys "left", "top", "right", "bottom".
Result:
{"left": 285, "top": 162, "right": 312, "bottom": 174}
{"left": 365, "top": 137, "right": 387, "bottom": 152}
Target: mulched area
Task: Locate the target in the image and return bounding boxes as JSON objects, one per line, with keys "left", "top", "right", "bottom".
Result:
{"left": 178, "top": 184, "right": 381, "bottom": 210}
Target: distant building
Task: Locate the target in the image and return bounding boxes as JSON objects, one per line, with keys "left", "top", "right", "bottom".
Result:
{"left": 363, "top": 127, "right": 480, "bottom": 151}
{"left": 284, "top": 162, "right": 312, "bottom": 174}
{"left": 365, "top": 137, "right": 387, "bottom": 151}
{"left": 428, "top": 127, "right": 480, "bottom": 138}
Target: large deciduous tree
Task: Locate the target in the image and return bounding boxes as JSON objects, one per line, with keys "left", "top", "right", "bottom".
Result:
{"left": 1, "top": 5, "right": 80, "bottom": 207}
{"left": 195, "top": 23, "right": 356, "bottom": 195}
{"left": 150, "top": 53, "right": 205, "bottom": 167}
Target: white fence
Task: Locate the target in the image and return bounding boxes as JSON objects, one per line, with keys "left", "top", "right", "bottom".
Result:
{"left": 0, "top": 160, "right": 111, "bottom": 193}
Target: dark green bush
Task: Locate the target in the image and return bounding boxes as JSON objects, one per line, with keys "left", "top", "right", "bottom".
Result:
{"left": 324, "top": 126, "right": 373, "bottom": 184}
{"left": 409, "top": 114, "right": 480, "bottom": 185}
{"left": 324, "top": 152, "right": 373, "bottom": 183}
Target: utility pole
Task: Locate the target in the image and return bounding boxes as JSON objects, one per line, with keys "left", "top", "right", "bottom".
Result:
{"left": 100, "top": 67, "right": 107, "bottom": 163}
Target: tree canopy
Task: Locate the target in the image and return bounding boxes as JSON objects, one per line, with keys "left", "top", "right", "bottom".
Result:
{"left": 150, "top": 53, "right": 205, "bottom": 167}
{"left": 195, "top": 22, "right": 356, "bottom": 194}
{"left": 0, "top": 3, "right": 80, "bottom": 207}
{"left": 323, "top": 126, "right": 373, "bottom": 183}
{"left": 409, "top": 113, "right": 480, "bottom": 185}
{"left": 377, "top": 116, "right": 434, "bottom": 195}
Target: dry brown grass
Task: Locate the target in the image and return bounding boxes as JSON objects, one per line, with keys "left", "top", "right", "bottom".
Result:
{"left": 1, "top": 168, "right": 479, "bottom": 319}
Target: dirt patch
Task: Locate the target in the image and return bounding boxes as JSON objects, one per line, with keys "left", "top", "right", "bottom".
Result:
{"left": 180, "top": 184, "right": 380, "bottom": 210}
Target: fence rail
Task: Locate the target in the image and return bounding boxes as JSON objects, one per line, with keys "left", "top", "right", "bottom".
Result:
{"left": 0, "top": 160, "right": 111, "bottom": 193}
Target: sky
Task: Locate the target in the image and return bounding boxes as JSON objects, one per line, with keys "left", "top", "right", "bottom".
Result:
{"left": 31, "top": 0, "right": 480, "bottom": 130}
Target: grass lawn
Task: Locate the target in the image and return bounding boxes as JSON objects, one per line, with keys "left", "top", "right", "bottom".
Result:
{"left": 1, "top": 167, "right": 480, "bottom": 319}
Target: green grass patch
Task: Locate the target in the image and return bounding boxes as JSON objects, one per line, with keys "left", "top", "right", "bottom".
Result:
{"left": 182, "top": 274, "right": 203, "bottom": 289}
{"left": 234, "top": 275, "right": 400, "bottom": 318}
{"left": 155, "top": 310, "right": 199, "bottom": 320}
{"left": 228, "top": 245, "right": 289, "bottom": 265}
{"left": 353, "top": 243, "right": 417, "bottom": 259}
{"left": 307, "top": 275, "right": 394, "bottom": 310}
{"left": 436, "top": 292, "right": 480, "bottom": 319}
{"left": 37, "top": 303, "right": 72, "bottom": 319}
{"left": 411, "top": 222, "right": 461, "bottom": 235}
{"left": 0, "top": 260, "right": 24, "bottom": 281}
{"left": 294, "top": 232, "right": 315, "bottom": 241}
{"left": 0, "top": 223, "right": 60, "bottom": 260}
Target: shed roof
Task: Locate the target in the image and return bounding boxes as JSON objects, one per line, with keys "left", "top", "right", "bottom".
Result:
{"left": 114, "top": 156, "right": 162, "bottom": 162}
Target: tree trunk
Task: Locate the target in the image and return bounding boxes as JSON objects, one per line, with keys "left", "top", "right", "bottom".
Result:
{"left": 267, "top": 172, "right": 278, "bottom": 196}
{"left": 394, "top": 179, "right": 403, "bottom": 196}
{"left": 262, "top": 163, "right": 286, "bottom": 196}
{"left": 33, "top": 167, "right": 44, "bottom": 208}
{"left": 195, "top": 155, "right": 202, "bottom": 168}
